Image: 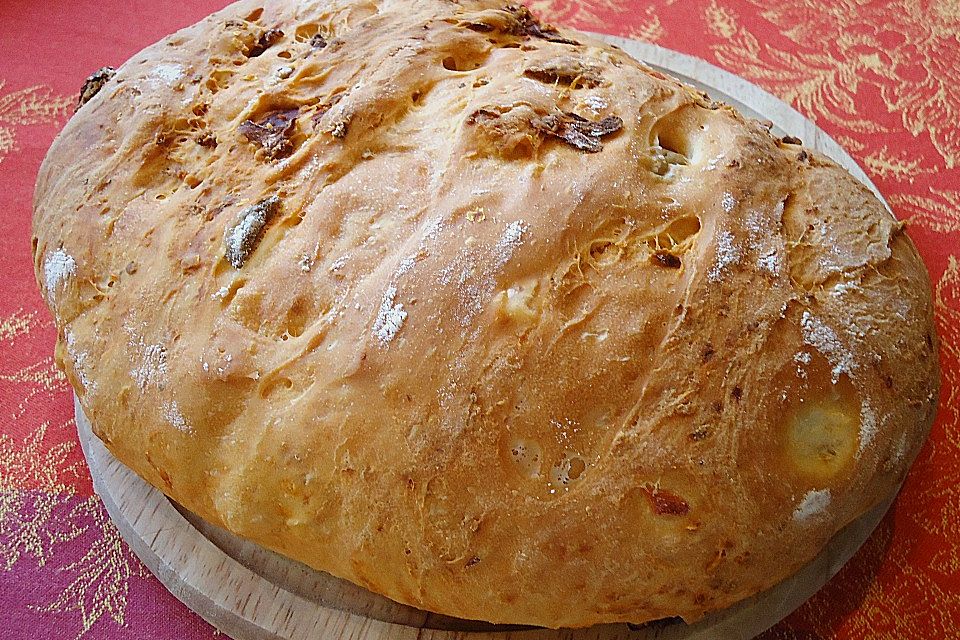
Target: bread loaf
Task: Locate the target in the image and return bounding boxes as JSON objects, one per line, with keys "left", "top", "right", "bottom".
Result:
{"left": 33, "top": 0, "right": 940, "bottom": 628}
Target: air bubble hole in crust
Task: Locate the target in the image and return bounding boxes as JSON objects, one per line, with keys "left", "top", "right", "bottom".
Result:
{"left": 244, "top": 7, "right": 264, "bottom": 22}
{"left": 582, "top": 218, "right": 631, "bottom": 270}
{"left": 259, "top": 375, "right": 293, "bottom": 399}
{"left": 550, "top": 453, "right": 586, "bottom": 488}
{"left": 442, "top": 55, "right": 486, "bottom": 72}
{"left": 588, "top": 240, "right": 621, "bottom": 267}
{"left": 216, "top": 278, "right": 246, "bottom": 306}
{"left": 280, "top": 300, "right": 310, "bottom": 339}
{"left": 651, "top": 106, "right": 698, "bottom": 159}
{"left": 646, "top": 215, "right": 702, "bottom": 252}
{"left": 206, "top": 70, "right": 234, "bottom": 94}
{"left": 294, "top": 23, "right": 319, "bottom": 41}
{"left": 509, "top": 438, "right": 543, "bottom": 478}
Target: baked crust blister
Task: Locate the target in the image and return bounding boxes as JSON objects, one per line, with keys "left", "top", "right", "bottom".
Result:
{"left": 33, "top": 0, "right": 939, "bottom": 628}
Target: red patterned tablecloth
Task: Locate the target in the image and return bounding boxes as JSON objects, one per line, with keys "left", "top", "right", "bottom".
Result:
{"left": 1, "top": 1, "right": 957, "bottom": 638}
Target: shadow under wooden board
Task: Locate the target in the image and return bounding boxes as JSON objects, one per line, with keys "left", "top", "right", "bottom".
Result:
{"left": 76, "top": 36, "right": 898, "bottom": 640}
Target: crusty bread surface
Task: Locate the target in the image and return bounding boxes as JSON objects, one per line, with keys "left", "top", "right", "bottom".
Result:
{"left": 33, "top": 0, "right": 940, "bottom": 628}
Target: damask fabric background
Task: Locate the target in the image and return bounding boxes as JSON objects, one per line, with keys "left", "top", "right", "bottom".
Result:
{"left": 0, "top": 0, "right": 957, "bottom": 638}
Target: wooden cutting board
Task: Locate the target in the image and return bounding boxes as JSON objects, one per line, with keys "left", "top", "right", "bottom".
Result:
{"left": 75, "top": 36, "right": 897, "bottom": 640}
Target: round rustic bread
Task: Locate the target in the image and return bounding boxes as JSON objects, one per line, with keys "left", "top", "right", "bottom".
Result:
{"left": 33, "top": 0, "right": 940, "bottom": 628}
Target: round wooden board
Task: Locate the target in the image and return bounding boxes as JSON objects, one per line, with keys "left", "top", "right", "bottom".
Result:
{"left": 76, "top": 36, "right": 898, "bottom": 640}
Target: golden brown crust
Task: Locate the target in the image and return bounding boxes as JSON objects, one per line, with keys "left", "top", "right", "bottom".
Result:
{"left": 33, "top": 0, "right": 940, "bottom": 628}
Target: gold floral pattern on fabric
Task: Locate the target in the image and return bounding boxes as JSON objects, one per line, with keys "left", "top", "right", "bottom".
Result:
{"left": 863, "top": 146, "right": 923, "bottom": 181}
{"left": 0, "top": 306, "right": 146, "bottom": 638}
{"left": 889, "top": 190, "right": 960, "bottom": 234}
{"left": 0, "top": 418, "right": 78, "bottom": 498}
{"left": 530, "top": 0, "right": 668, "bottom": 41}
{"left": 0, "top": 311, "right": 69, "bottom": 421}
{"left": 705, "top": 0, "right": 960, "bottom": 169}
{"left": 0, "top": 82, "right": 72, "bottom": 165}
{"left": 1, "top": 416, "right": 147, "bottom": 637}
{"left": 32, "top": 496, "right": 150, "bottom": 637}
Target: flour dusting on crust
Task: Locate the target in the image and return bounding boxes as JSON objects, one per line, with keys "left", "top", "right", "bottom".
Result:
{"left": 794, "top": 350, "right": 812, "bottom": 378}
{"left": 393, "top": 216, "right": 448, "bottom": 282}
{"left": 126, "top": 322, "right": 169, "bottom": 389}
{"left": 44, "top": 248, "right": 76, "bottom": 302}
{"left": 134, "top": 343, "right": 169, "bottom": 389}
{"left": 891, "top": 431, "right": 910, "bottom": 467}
{"left": 423, "top": 216, "right": 443, "bottom": 242}
{"left": 756, "top": 251, "right": 780, "bottom": 275}
{"left": 800, "top": 310, "right": 856, "bottom": 383}
{"left": 373, "top": 286, "right": 407, "bottom": 345}
{"left": 859, "top": 399, "right": 878, "bottom": 455}
{"left": 163, "top": 400, "right": 192, "bottom": 433}
{"left": 744, "top": 206, "right": 783, "bottom": 276}
{"left": 494, "top": 219, "right": 527, "bottom": 269}
{"left": 440, "top": 220, "right": 529, "bottom": 328}
{"left": 583, "top": 95, "right": 607, "bottom": 112}
{"left": 149, "top": 63, "right": 185, "bottom": 87}
{"left": 65, "top": 330, "right": 94, "bottom": 393}
{"left": 708, "top": 230, "right": 740, "bottom": 282}
{"left": 831, "top": 281, "right": 859, "bottom": 298}
{"left": 721, "top": 193, "right": 736, "bottom": 213}
{"left": 395, "top": 254, "right": 417, "bottom": 278}
{"left": 793, "top": 489, "right": 831, "bottom": 522}
{"left": 299, "top": 254, "right": 314, "bottom": 273}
